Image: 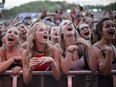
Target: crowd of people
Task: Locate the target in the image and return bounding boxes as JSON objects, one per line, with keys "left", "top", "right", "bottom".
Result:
{"left": 0, "top": 5, "right": 116, "bottom": 86}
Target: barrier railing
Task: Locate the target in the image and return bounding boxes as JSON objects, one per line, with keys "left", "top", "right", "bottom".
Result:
{"left": 0, "top": 70, "right": 115, "bottom": 87}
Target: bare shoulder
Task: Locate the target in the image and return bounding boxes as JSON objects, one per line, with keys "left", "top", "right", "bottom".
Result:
{"left": 22, "top": 49, "right": 28, "bottom": 57}
{"left": 92, "top": 43, "right": 103, "bottom": 60}
{"left": 92, "top": 43, "right": 101, "bottom": 55}
{"left": 92, "top": 43, "right": 101, "bottom": 52}
{"left": 49, "top": 45, "right": 60, "bottom": 62}
{"left": 21, "top": 41, "right": 27, "bottom": 49}
{"left": 50, "top": 45, "right": 60, "bottom": 52}
{"left": 20, "top": 47, "right": 25, "bottom": 51}
{"left": 0, "top": 47, "right": 5, "bottom": 58}
{"left": 0, "top": 47, "right": 3, "bottom": 53}
{"left": 0, "top": 47, "right": 4, "bottom": 62}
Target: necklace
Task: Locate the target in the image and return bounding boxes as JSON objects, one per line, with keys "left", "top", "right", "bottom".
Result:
{"left": 36, "top": 45, "right": 47, "bottom": 54}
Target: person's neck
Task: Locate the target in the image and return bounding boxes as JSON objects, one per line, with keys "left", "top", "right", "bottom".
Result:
{"left": 5, "top": 45, "right": 19, "bottom": 52}
{"left": 51, "top": 38, "right": 59, "bottom": 45}
{"left": 99, "top": 38, "right": 111, "bottom": 46}
{"left": 35, "top": 43, "right": 47, "bottom": 53}
{"left": 64, "top": 35, "right": 76, "bottom": 48}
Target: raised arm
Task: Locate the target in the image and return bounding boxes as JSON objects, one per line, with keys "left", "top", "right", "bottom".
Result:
{"left": 93, "top": 45, "right": 112, "bottom": 75}
{"left": 77, "top": 38, "right": 97, "bottom": 72}
{"left": 61, "top": 45, "right": 79, "bottom": 74}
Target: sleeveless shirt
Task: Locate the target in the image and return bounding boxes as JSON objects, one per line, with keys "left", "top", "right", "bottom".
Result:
{"left": 33, "top": 52, "right": 51, "bottom": 71}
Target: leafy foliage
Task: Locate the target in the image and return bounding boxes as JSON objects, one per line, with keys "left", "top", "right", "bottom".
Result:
{"left": 2, "top": 1, "right": 116, "bottom": 19}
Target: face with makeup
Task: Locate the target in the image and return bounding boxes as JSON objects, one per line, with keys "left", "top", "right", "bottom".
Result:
{"left": 50, "top": 26, "right": 59, "bottom": 39}
{"left": 102, "top": 20, "right": 116, "bottom": 40}
{"left": 60, "top": 20, "right": 75, "bottom": 36}
{"left": 34, "top": 23, "right": 49, "bottom": 44}
{"left": 4, "top": 27, "right": 20, "bottom": 47}
{"left": 17, "top": 23, "right": 28, "bottom": 40}
{"left": 79, "top": 23, "right": 92, "bottom": 40}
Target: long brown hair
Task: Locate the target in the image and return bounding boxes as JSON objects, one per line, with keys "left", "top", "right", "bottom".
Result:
{"left": 96, "top": 17, "right": 110, "bottom": 41}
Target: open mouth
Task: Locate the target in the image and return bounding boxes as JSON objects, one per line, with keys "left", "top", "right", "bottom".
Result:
{"left": 67, "top": 27, "right": 72, "bottom": 31}
{"left": 22, "top": 32, "right": 26, "bottom": 35}
{"left": 108, "top": 29, "right": 115, "bottom": 35}
{"left": 21, "top": 29, "right": 27, "bottom": 35}
{"left": 84, "top": 32, "right": 90, "bottom": 35}
{"left": 54, "top": 33, "right": 58, "bottom": 36}
{"left": 8, "top": 37, "right": 14, "bottom": 42}
{"left": 43, "top": 36, "right": 48, "bottom": 39}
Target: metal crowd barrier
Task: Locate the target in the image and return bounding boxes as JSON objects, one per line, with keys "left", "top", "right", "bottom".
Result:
{"left": 0, "top": 70, "right": 115, "bottom": 87}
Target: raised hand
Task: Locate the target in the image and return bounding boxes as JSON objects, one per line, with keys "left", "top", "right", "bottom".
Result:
{"left": 70, "top": 7, "right": 76, "bottom": 20}
{"left": 76, "top": 38, "right": 92, "bottom": 48}
{"left": 101, "top": 45, "right": 113, "bottom": 54}
{"left": 67, "top": 45, "right": 79, "bottom": 53}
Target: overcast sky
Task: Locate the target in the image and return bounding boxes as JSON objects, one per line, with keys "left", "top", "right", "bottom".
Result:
{"left": 3, "top": 0, "right": 116, "bottom": 9}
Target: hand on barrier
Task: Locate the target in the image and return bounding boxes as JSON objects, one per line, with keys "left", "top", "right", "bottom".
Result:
{"left": 12, "top": 66, "right": 22, "bottom": 75}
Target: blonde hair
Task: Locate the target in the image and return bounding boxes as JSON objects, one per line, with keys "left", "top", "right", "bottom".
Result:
{"left": 58, "top": 20, "right": 80, "bottom": 54}
{"left": 26, "top": 20, "right": 52, "bottom": 60}
{"left": 4, "top": 26, "right": 22, "bottom": 45}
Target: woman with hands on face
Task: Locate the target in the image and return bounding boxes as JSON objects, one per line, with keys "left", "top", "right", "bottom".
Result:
{"left": 22, "top": 20, "right": 60, "bottom": 85}
{"left": 0, "top": 26, "right": 24, "bottom": 75}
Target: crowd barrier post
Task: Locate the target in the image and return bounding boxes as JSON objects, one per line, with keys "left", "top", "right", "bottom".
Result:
{"left": 0, "top": 70, "right": 116, "bottom": 87}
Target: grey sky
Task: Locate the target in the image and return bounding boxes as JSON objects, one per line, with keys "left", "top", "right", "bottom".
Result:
{"left": 4, "top": 0, "right": 116, "bottom": 9}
